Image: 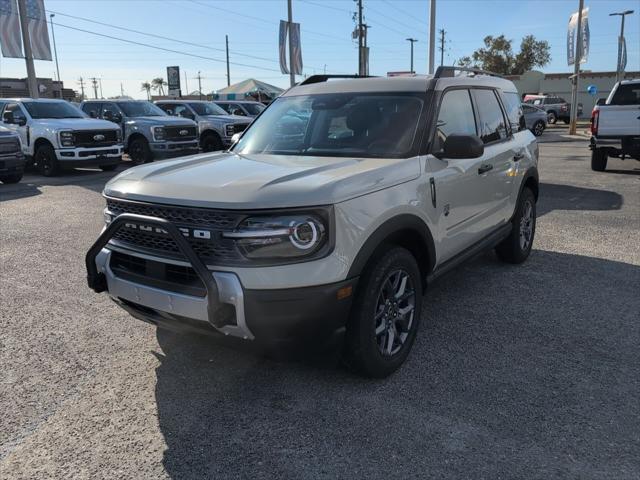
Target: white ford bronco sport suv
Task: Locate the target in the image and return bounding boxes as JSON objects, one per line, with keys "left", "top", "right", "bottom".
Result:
{"left": 86, "top": 67, "right": 539, "bottom": 377}
{"left": 0, "top": 99, "right": 123, "bottom": 176}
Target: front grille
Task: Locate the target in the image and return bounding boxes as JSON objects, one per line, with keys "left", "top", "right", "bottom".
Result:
{"left": 73, "top": 130, "right": 119, "bottom": 148}
{"left": 165, "top": 126, "right": 197, "bottom": 141}
{"left": 233, "top": 123, "right": 248, "bottom": 134}
{"left": 0, "top": 138, "right": 20, "bottom": 154}
{"left": 106, "top": 198, "right": 244, "bottom": 264}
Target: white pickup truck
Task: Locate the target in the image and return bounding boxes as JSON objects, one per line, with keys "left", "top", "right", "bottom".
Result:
{"left": 590, "top": 79, "right": 640, "bottom": 171}
{"left": 0, "top": 98, "right": 123, "bottom": 176}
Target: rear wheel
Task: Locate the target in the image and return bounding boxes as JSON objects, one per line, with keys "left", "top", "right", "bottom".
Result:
{"left": 35, "top": 144, "right": 59, "bottom": 177}
{"left": 201, "top": 132, "right": 224, "bottom": 152}
{"left": 128, "top": 137, "right": 152, "bottom": 164}
{"left": 562, "top": 118, "right": 570, "bottom": 124}
{"left": 591, "top": 148, "right": 607, "bottom": 172}
{"left": 532, "top": 120, "right": 545, "bottom": 137}
{"left": 344, "top": 247, "right": 422, "bottom": 378}
{"left": 496, "top": 187, "right": 536, "bottom": 264}
{"left": 547, "top": 111, "right": 557, "bottom": 124}
{"left": 0, "top": 172, "right": 23, "bottom": 184}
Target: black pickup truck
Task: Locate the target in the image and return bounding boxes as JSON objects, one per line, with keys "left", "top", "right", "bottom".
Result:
{"left": 0, "top": 126, "right": 25, "bottom": 184}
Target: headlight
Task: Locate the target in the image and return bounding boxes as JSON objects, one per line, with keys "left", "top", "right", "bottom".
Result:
{"left": 225, "top": 124, "right": 235, "bottom": 136}
{"left": 152, "top": 126, "right": 166, "bottom": 141}
{"left": 222, "top": 212, "right": 331, "bottom": 261}
{"left": 115, "top": 129, "right": 122, "bottom": 142}
{"left": 59, "top": 130, "right": 75, "bottom": 147}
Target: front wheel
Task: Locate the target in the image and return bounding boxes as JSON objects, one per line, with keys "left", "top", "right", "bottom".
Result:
{"left": 128, "top": 137, "right": 152, "bottom": 164}
{"left": 532, "top": 120, "right": 545, "bottom": 137}
{"left": 35, "top": 144, "right": 59, "bottom": 177}
{"left": 591, "top": 148, "right": 607, "bottom": 172}
{"left": 0, "top": 172, "right": 23, "bottom": 184}
{"left": 201, "top": 133, "right": 224, "bottom": 152}
{"left": 344, "top": 247, "right": 422, "bottom": 378}
{"left": 547, "top": 111, "right": 557, "bottom": 124}
{"left": 496, "top": 187, "right": 536, "bottom": 264}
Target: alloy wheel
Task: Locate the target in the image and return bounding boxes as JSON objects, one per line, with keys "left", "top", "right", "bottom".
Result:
{"left": 374, "top": 269, "right": 416, "bottom": 357}
{"left": 519, "top": 200, "right": 534, "bottom": 250}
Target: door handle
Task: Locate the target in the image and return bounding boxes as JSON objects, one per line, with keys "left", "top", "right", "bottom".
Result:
{"left": 478, "top": 164, "right": 493, "bottom": 174}
{"left": 513, "top": 153, "right": 524, "bottom": 161}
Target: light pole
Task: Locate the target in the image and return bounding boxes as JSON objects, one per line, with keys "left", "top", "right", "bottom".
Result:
{"left": 49, "top": 14, "right": 61, "bottom": 84}
{"left": 609, "top": 10, "right": 634, "bottom": 82}
{"left": 428, "top": 0, "right": 436, "bottom": 74}
{"left": 406, "top": 38, "right": 418, "bottom": 73}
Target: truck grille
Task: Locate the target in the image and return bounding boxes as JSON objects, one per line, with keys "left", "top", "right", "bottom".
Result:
{"left": 106, "top": 198, "right": 244, "bottom": 264}
{"left": 233, "top": 123, "right": 248, "bottom": 134}
{"left": 0, "top": 138, "right": 20, "bottom": 155}
{"left": 165, "top": 126, "right": 198, "bottom": 141}
{"left": 73, "top": 130, "right": 119, "bottom": 148}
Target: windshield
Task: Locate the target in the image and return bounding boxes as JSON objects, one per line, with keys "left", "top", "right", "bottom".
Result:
{"left": 116, "top": 101, "right": 166, "bottom": 117}
{"left": 233, "top": 93, "right": 424, "bottom": 158}
{"left": 243, "top": 102, "right": 266, "bottom": 115}
{"left": 22, "top": 101, "right": 84, "bottom": 119}
{"left": 189, "top": 102, "right": 227, "bottom": 116}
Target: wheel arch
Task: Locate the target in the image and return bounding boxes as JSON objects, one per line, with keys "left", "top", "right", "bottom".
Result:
{"left": 126, "top": 132, "right": 148, "bottom": 150}
{"left": 33, "top": 137, "right": 54, "bottom": 152}
{"left": 347, "top": 214, "right": 436, "bottom": 286}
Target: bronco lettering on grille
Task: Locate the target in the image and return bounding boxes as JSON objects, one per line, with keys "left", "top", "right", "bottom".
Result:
{"left": 123, "top": 222, "right": 212, "bottom": 240}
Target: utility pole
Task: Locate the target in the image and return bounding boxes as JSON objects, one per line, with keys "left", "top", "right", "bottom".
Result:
{"left": 98, "top": 78, "right": 103, "bottom": 99}
{"left": 78, "top": 77, "right": 85, "bottom": 100}
{"left": 357, "top": 0, "right": 364, "bottom": 75}
{"left": 120, "top": 83, "right": 124, "bottom": 97}
{"left": 89, "top": 77, "right": 99, "bottom": 99}
{"left": 17, "top": 0, "right": 38, "bottom": 98}
{"left": 225, "top": 35, "right": 231, "bottom": 87}
{"left": 569, "top": 0, "right": 584, "bottom": 135}
{"left": 406, "top": 38, "right": 418, "bottom": 73}
{"left": 439, "top": 29, "right": 446, "bottom": 66}
{"left": 287, "top": 0, "right": 296, "bottom": 86}
{"left": 184, "top": 71, "right": 189, "bottom": 94}
{"left": 49, "top": 14, "right": 61, "bottom": 83}
{"left": 196, "top": 71, "right": 203, "bottom": 100}
{"left": 428, "top": 0, "right": 436, "bottom": 74}
{"left": 610, "top": 9, "right": 634, "bottom": 83}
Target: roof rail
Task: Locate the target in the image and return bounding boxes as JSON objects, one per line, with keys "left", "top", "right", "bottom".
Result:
{"left": 434, "top": 66, "right": 503, "bottom": 79}
{"left": 298, "top": 74, "right": 374, "bottom": 86}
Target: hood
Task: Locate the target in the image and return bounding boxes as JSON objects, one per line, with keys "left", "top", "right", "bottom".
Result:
{"left": 104, "top": 152, "right": 421, "bottom": 209}
{"left": 35, "top": 118, "right": 120, "bottom": 131}
{"left": 125, "top": 116, "right": 196, "bottom": 127}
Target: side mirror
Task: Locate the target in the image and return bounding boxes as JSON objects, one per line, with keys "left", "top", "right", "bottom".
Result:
{"left": 179, "top": 111, "right": 194, "bottom": 120}
{"left": 103, "top": 109, "right": 113, "bottom": 121}
{"left": 441, "top": 134, "right": 484, "bottom": 159}
{"left": 2, "top": 111, "right": 14, "bottom": 124}
{"left": 113, "top": 112, "right": 123, "bottom": 123}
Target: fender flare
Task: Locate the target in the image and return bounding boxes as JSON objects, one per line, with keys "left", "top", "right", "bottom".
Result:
{"left": 346, "top": 214, "right": 436, "bottom": 279}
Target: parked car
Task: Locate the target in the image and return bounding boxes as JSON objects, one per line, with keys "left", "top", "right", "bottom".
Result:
{"left": 213, "top": 100, "right": 266, "bottom": 118}
{"left": 0, "top": 99, "right": 123, "bottom": 176}
{"left": 523, "top": 94, "right": 582, "bottom": 124}
{"left": 522, "top": 103, "right": 547, "bottom": 137}
{"left": 86, "top": 67, "right": 539, "bottom": 378}
{"left": 589, "top": 79, "right": 640, "bottom": 171}
{"left": 80, "top": 100, "right": 199, "bottom": 164}
{"left": 155, "top": 100, "right": 251, "bottom": 152}
{"left": 0, "top": 125, "right": 25, "bottom": 184}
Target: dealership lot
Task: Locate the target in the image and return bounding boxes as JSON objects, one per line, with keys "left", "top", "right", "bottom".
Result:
{"left": 1, "top": 141, "right": 639, "bottom": 478}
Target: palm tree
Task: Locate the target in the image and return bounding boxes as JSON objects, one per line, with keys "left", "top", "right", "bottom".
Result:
{"left": 151, "top": 77, "right": 167, "bottom": 96}
{"left": 140, "top": 82, "right": 152, "bottom": 100}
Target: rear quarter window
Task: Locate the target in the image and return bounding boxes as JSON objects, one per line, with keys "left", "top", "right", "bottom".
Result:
{"left": 501, "top": 92, "right": 523, "bottom": 132}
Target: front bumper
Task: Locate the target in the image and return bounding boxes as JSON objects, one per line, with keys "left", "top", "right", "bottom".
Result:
{"left": 0, "top": 152, "right": 26, "bottom": 174}
{"left": 149, "top": 140, "right": 199, "bottom": 158}
{"left": 56, "top": 145, "right": 123, "bottom": 166}
{"left": 86, "top": 214, "right": 355, "bottom": 344}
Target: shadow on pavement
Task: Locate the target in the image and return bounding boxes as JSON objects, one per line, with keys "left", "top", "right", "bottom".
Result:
{"left": 538, "top": 182, "right": 623, "bottom": 217}
{"left": 0, "top": 182, "right": 42, "bottom": 201}
{"left": 152, "top": 250, "right": 639, "bottom": 479}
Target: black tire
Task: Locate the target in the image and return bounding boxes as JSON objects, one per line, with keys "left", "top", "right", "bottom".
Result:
{"left": 547, "top": 111, "right": 557, "bottom": 124}
{"left": 0, "top": 172, "right": 23, "bottom": 184}
{"left": 35, "top": 144, "right": 59, "bottom": 177}
{"left": 496, "top": 187, "right": 536, "bottom": 264}
{"left": 344, "top": 247, "right": 423, "bottom": 378}
{"left": 562, "top": 118, "right": 570, "bottom": 124}
{"left": 201, "top": 132, "right": 224, "bottom": 152}
{"left": 128, "top": 137, "right": 152, "bottom": 164}
{"left": 591, "top": 148, "right": 607, "bottom": 172}
{"left": 100, "top": 164, "right": 118, "bottom": 171}
{"left": 532, "top": 120, "right": 545, "bottom": 137}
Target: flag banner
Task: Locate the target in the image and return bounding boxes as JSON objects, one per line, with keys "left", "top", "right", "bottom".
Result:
{"left": 279, "top": 20, "right": 289, "bottom": 74}
{"left": 618, "top": 36, "right": 627, "bottom": 72}
{"left": 25, "top": 0, "right": 52, "bottom": 60}
{"left": 167, "top": 66, "right": 181, "bottom": 96}
{"left": 0, "top": 0, "right": 24, "bottom": 58}
{"left": 567, "top": 7, "right": 589, "bottom": 66}
{"left": 290, "top": 22, "right": 303, "bottom": 75}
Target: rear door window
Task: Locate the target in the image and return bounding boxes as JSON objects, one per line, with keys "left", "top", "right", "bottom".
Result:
{"left": 610, "top": 84, "right": 640, "bottom": 105}
{"left": 433, "top": 88, "right": 477, "bottom": 151}
{"left": 472, "top": 89, "right": 508, "bottom": 144}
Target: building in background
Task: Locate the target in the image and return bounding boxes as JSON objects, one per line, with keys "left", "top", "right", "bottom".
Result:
{"left": 506, "top": 70, "right": 640, "bottom": 118}
{"left": 0, "top": 77, "right": 76, "bottom": 100}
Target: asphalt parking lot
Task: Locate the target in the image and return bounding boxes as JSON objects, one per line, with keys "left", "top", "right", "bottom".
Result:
{"left": 1, "top": 140, "right": 639, "bottom": 479}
